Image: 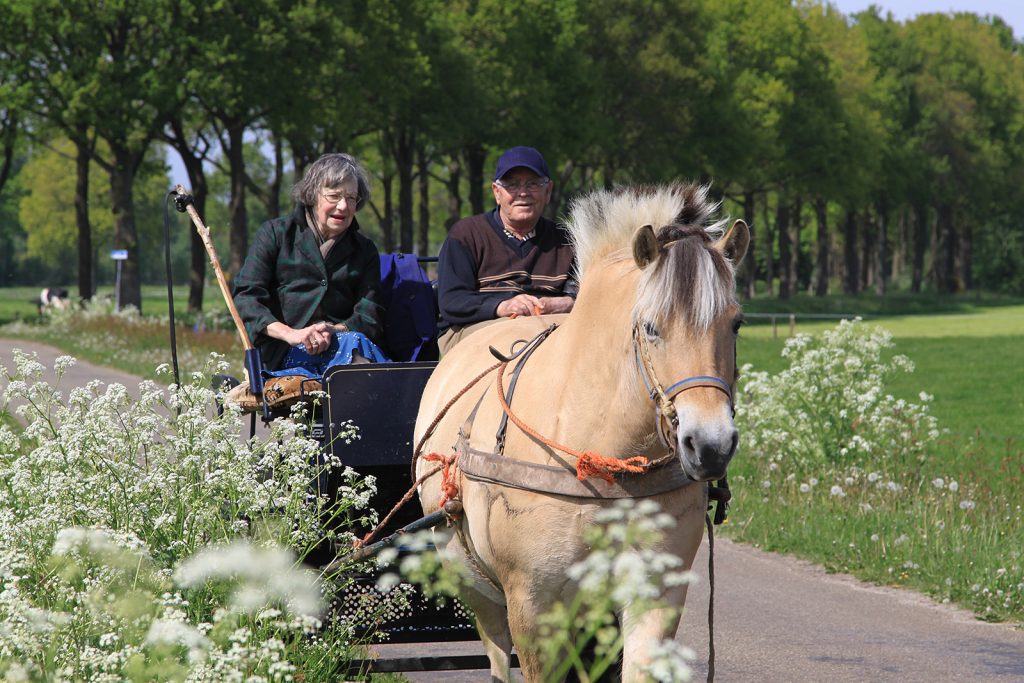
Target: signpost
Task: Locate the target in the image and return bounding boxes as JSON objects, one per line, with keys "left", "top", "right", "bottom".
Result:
{"left": 110, "top": 249, "right": 128, "bottom": 312}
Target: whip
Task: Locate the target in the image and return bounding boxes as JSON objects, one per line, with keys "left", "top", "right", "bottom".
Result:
{"left": 172, "top": 185, "right": 266, "bottom": 400}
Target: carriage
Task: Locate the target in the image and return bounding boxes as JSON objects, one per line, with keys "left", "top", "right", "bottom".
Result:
{"left": 186, "top": 182, "right": 747, "bottom": 681}
{"left": 219, "top": 255, "right": 504, "bottom": 676}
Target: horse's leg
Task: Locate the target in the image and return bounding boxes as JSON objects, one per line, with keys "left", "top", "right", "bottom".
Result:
{"left": 437, "top": 530, "right": 515, "bottom": 681}
{"left": 505, "top": 594, "right": 549, "bottom": 683}
{"left": 620, "top": 602, "right": 685, "bottom": 681}
{"left": 460, "top": 584, "right": 515, "bottom": 682}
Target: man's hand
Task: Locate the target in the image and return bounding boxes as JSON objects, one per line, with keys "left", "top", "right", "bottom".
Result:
{"left": 496, "top": 294, "right": 574, "bottom": 318}
{"left": 496, "top": 294, "right": 543, "bottom": 318}
{"left": 536, "top": 295, "right": 574, "bottom": 315}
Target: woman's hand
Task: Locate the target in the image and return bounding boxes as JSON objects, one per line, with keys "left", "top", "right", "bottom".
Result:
{"left": 266, "top": 321, "right": 347, "bottom": 354}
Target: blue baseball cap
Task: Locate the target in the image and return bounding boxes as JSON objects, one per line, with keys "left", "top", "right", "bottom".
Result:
{"left": 494, "top": 146, "right": 550, "bottom": 181}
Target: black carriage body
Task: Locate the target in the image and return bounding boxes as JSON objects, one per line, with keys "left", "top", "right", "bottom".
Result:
{"left": 322, "top": 361, "right": 482, "bottom": 651}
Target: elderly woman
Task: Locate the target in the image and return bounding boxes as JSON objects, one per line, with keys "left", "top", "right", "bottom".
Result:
{"left": 233, "top": 153, "right": 388, "bottom": 376}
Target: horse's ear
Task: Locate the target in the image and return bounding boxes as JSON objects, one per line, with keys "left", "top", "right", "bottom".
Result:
{"left": 714, "top": 219, "right": 750, "bottom": 264}
{"left": 632, "top": 224, "right": 659, "bottom": 269}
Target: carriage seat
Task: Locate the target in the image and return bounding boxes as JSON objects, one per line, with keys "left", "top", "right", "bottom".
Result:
{"left": 378, "top": 253, "right": 439, "bottom": 362}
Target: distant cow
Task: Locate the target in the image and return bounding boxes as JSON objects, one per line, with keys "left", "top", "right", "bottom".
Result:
{"left": 38, "top": 287, "right": 70, "bottom": 314}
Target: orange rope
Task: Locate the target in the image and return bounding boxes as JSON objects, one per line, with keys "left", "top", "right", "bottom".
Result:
{"left": 354, "top": 462, "right": 442, "bottom": 548}
{"left": 495, "top": 362, "right": 652, "bottom": 483}
{"left": 410, "top": 361, "right": 502, "bottom": 480}
{"left": 421, "top": 451, "right": 461, "bottom": 507}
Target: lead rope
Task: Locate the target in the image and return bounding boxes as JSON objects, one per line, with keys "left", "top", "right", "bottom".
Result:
{"left": 705, "top": 512, "right": 716, "bottom": 683}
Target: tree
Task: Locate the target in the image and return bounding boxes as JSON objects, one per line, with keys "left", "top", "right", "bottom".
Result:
{"left": 5, "top": 0, "right": 190, "bottom": 310}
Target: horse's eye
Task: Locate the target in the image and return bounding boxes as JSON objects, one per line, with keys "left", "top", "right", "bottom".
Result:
{"left": 733, "top": 318, "right": 745, "bottom": 335}
{"left": 643, "top": 321, "right": 659, "bottom": 340}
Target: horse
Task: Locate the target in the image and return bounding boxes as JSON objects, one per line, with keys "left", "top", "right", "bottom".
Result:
{"left": 414, "top": 183, "right": 749, "bottom": 682}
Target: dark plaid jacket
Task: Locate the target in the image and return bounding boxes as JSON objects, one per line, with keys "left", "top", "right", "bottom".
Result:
{"left": 233, "top": 206, "right": 385, "bottom": 370}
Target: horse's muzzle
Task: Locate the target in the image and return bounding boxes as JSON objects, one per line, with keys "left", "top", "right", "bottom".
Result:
{"left": 677, "top": 423, "right": 738, "bottom": 481}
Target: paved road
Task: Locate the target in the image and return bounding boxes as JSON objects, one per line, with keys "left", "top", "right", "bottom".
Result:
{"left": 3, "top": 338, "right": 1023, "bottom": 682}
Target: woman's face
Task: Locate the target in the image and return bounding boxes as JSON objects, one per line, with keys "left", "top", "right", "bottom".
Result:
{"left": 313, "top": 177, "right": 360, "bottom": 237}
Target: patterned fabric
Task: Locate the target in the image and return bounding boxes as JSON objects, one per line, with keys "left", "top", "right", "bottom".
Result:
{"left": 436, "top": 209, "right": 576, "bottom": 332}
{"left": 263, "top": 331, "right": 390, "bottom": 380}
{"left": 233, "top": 206, "right": 385, "bottom": 371}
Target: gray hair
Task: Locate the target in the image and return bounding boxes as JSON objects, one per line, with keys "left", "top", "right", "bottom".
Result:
{"left": 291, "top": 153, "right": 371, "bottom": 211}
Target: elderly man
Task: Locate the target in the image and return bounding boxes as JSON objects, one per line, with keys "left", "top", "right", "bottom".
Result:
{"left": 436, "top": 146, "right": 576, "bottom": 354}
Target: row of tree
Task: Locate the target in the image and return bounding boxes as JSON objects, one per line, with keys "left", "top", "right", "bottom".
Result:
{"left": 1, "top": 0, "right": 1023, "bottom": 312}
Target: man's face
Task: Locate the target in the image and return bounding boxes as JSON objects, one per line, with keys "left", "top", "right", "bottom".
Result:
{"left": 492, "top": 168, "right": 552, "bottom": 230}
{"left": 314, "top": 177, "right": 360, "bottom": 237}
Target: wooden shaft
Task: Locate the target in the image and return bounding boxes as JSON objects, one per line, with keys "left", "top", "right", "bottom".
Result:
{"left": 175, "top": 184, "right": 253, "bottom": 350}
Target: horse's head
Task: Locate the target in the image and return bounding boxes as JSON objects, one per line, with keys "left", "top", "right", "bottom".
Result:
{"left": 566, "top": 183, "right": 750, "bottom": 480}
{"left": 629, "top": 207, "right": 749, "bottom": 482}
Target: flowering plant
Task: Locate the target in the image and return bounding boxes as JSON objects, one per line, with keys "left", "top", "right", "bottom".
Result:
{"left": 737, "top": 318, "right": 941, "bottom": 474}
{"left": 0, "top": 350, "right": 373, "bottom": 681}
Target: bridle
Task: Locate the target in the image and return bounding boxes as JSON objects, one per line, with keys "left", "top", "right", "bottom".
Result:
{"left": 632, "top": 323, "right": 736, "bottom": 455}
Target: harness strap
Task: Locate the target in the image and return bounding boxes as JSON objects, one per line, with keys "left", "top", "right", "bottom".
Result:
{"left": 491, "top": 324, "right": 559, "bottom": 454}
{"left": 458, "top": 445, "right": 696, "bottom": 498}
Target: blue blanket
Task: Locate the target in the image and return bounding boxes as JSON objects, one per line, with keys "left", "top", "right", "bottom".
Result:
{"left": 263, "top": 331, "right": 390, "bottom": 380}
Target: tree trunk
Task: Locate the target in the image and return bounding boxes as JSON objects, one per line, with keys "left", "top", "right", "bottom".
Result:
{"left": 777, "top": 198, "right": 792, "bottom": 300}
{"left": 0, "top": 110, "right": 15, "bottom": 195}
{"left": 911, "top": 203, "right": 927, "bottom": 293}
{"left": 464, "top": 143, "right": 486, "bottom": 216}
{"left": 791, "top": 195, "right": 803, "bottom": 294}
{"left": 268, "top": 134, "right": 283, "bottom": 220}
{"left": 874, "top": 198, "right": 888, "bottom": 295}
{"left": 74, "top": 133, "right": 94, "bottom": 302}
{"left": 183, "top": 157, "right": 209, "bottom": 313}
{"left": 394, "top": 128, "right": 415, "bottom": 253}
{"left": 859, "top": 209, "right": 873, "bottom": 292}
{"left": 890, "top": 208, "right": 905, "bottom": 283}
{"left": 417, "top": 145, "right": 430, "bottom": 256}
{"left": 742, "top": 190, "right": 756, "bottom": 299}
{"left": 166, "top": 118, "right": 209, "bottom": 312}
{"left": 935, "top": 202, "right": 957, "bottom": 293}
{"left": 109, "top": 142, "right": 142, "bottom": 311}
{"left": 761, "top": 193, "right": 774, "bottom": 297}
{"left": 842, "top": 207, "right": 859, "bottom": 295}
{"left": 445, "top": 153, "right": 462, "bottom": 232}
{"left": 380, "top": 174, "right": 395, "bottom": 252}
{"left": 959, "top": 220, "right": 972, "bottom": 291}
{"left": 227, "top": 123, "right": 248, "bottom": 280}
{"left": 814, "top": 195, "right": 829, "bottom": 296}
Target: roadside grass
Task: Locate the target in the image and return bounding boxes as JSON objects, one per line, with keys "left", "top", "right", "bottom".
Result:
{"left": 728, "top": 308, "right": 1024, "bottom": 623}
{"left": 0, "top": 286, "right": 241, "bottom": 380}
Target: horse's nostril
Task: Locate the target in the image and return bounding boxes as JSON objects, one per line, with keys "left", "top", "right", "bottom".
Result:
{"left": 730, "top": 431, "right": 739, "bottom": 456}
{"left": 683, "top": 435, "right": 695, "bottom": 453}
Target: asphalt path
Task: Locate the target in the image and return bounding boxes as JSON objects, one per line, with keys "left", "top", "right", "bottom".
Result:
{"left": 3, "top": 338, "right": 1023, "bottom": 682}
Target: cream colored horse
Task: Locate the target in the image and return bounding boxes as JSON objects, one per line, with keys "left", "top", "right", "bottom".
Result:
{"left": 414, "top": 184, "right": 749, "bottom": 682}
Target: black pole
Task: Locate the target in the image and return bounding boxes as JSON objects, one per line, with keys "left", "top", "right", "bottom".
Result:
{"left": 163, "top": 192, "right": 181, "bottom": 389}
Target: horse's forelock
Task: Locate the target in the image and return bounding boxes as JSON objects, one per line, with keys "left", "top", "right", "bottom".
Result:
{"left": 566, "top": 183, "right": 735, "bottom": 331}
{"left": 634, "top": 232, "right": 736, "bottom": 332}
{"left": 568, "top": 184, "right": 717, "bottom": 278}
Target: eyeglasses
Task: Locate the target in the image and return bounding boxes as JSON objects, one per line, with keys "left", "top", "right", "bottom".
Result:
{"left": 321, "top": 190, "right": 361, "bottom": 206}
{"left": 496, "top": 178, "right": 550, "bottom": 193}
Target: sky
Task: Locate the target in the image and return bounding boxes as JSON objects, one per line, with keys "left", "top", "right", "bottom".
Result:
{"left": 830, "top": 0, "right": 1022, "bottom": 39}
